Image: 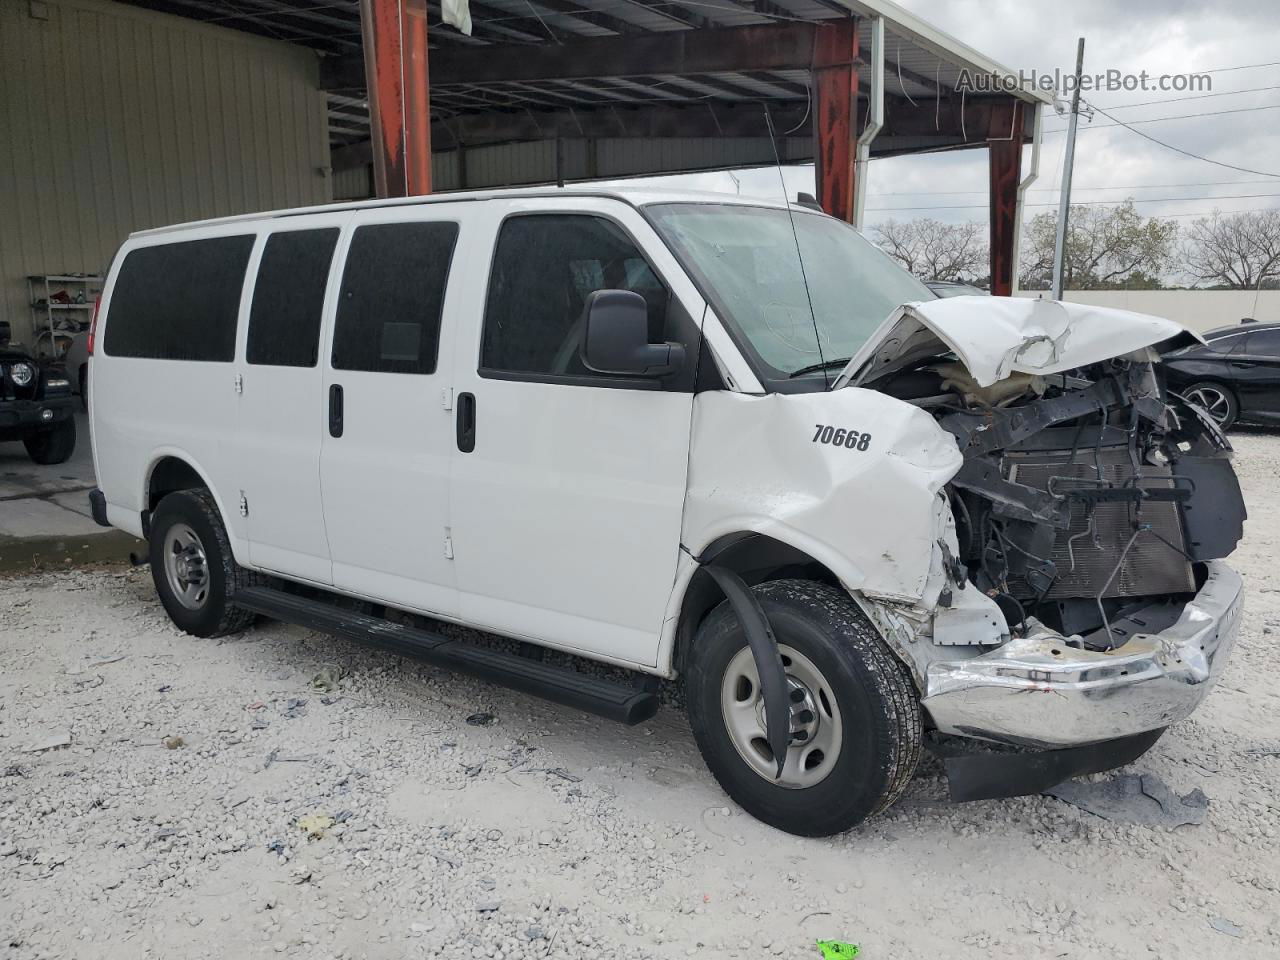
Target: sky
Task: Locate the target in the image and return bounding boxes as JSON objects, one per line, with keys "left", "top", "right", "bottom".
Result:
{"left": 610, "top": 0, "right": 1280, "bottom": 240}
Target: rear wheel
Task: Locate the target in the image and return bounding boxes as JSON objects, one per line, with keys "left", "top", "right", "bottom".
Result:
{"left": 685, "top": 579, "right": 921, "bottom": 836}
{"left": 149, "top": 489, "right": 260, "bottom": 637}
{"left": 1183, "top": 381, "right": 1238, "bottom": 430}
{"left": 23, "top": 417, "right": 76, "bottom": 465}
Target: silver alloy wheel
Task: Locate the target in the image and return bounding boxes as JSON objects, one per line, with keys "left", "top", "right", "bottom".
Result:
{"left": 720, "top": 643, "right": 843, "bottom": 789}
{"left": 1185, "top": 385, "right": 1231, "bottom": 424}
{"left": 162, "top": 522, "right": 210, "bottom": 610}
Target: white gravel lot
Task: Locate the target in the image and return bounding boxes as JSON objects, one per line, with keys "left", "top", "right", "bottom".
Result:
{"left": 2, "top": 432, "right": 1279, "bottom": 960}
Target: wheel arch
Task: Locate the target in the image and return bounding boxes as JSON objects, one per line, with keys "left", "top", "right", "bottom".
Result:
{"left": 140, "top": 452, "right": 236, "bottom": 548}
{"left": 666, "top": 532, "right": 845, "bottom": 680}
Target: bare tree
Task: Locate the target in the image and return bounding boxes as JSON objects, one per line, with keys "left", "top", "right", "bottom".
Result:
{"left": 1183, "top": 210, "right": 1280, "bottom": 289}
{"left": 1019, "top": 200, "right": 1177, "bottom": 290}
{"left": 873, "top": 218, "right": 987, "bottom": 282}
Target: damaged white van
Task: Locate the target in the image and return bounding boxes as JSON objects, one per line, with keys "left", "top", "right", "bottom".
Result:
{"left": 88, "top": 188, "right": 1245, "bottom": 836}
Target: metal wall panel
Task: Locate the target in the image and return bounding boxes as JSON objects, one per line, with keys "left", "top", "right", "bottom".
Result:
{"left": 0, "top": 0, "right": 331, "bottom": 342}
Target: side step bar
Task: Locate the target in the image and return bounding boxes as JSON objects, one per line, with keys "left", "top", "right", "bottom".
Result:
{"left": 233, "top": 586, "right": 660, "bottom": 725}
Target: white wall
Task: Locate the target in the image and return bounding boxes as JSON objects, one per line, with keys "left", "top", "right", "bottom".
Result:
{"left": 1015, "top": 289, "right": 1280, "bottom": 333}
{"left": 0, "top": 0, "right": 332, "bottom": 344}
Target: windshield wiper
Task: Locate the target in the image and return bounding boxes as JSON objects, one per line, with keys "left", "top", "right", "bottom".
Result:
{"left": 788, "top": 357, "right": 852, "bottom": 378}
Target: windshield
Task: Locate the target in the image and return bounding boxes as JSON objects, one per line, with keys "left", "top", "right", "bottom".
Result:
{"left": 647, "top": 202, "right": 933, "bottom": 380}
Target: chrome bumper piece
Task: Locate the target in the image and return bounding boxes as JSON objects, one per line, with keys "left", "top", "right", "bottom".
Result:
{"left": 921, "top": 561, "right": 1243, "bottom": 749}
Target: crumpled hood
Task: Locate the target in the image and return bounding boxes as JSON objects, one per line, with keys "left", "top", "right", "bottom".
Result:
{"left": 836, "top": 295, "right": 1202, "bottom": 389}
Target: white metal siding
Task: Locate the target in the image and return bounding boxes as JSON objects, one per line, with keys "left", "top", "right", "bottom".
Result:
{"left": 0, "top": 0, "right": 331, "bottom": 342}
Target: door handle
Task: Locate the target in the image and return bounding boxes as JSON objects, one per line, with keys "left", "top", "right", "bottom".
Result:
{"left": 1230, "top": 361, "right": 1255, "bottom": 369}
{"left": 329, "top": 383, "right": 344, "bottom": 438}
{"left": 456, "top": 392, "right": 476, "bottom": 453}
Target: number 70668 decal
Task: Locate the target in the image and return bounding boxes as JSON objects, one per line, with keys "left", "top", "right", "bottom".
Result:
{"left": 812, "top": 424, "right": 871, "bottom": 451}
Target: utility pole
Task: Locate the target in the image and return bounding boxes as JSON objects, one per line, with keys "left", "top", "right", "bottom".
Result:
{"left": 1051, "top": 37, "right": 1085, "bottom": 300}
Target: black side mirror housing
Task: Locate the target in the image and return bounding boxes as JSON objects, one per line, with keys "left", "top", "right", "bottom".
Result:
{"left": 580, "top": 289, "right": 685, "bottom": 378}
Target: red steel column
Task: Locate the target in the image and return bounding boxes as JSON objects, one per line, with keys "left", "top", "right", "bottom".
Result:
{"left": 360, "top": 0, "right": 432, "bottom": 197}
{"left": 988, "top": 100, "right": 1024, "bottom": 296}
{"left": 811, "top": 19, "right": 859, "bottom": 223}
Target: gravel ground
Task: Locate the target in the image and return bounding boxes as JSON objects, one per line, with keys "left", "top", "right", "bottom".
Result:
{"left": 2, "top": 432, "right": 1279, "bottom": 960}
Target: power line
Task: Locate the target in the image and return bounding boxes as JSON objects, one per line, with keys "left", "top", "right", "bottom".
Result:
{"left": 1094, "top": 84, "right": 1280, "bottom": 111}
{"left": 873, "top": 178, "right": 1280, "bottom": 196}
{"left": 870, "top": 193, "right": 1280, "bottom": 211}
{"left": 1044, "top": 102, "right": 1280, "bottom": 132}
{"left": 1084, "top": 99, "right": 1280, "bottom": 178}
{"left": 1198, "top": 60, "right": 1280, "bottom": 74}
{"left": 868, "top": 208, "right": 1277, "bottom": 220}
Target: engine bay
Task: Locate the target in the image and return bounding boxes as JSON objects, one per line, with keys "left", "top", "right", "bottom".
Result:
{"left": 877, "top": 350, "right": 1247, "bottom": 652}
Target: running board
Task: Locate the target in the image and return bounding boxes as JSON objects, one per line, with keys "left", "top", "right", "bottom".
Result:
{"left": 232, "top": 586, "right": 660, "bottom": 725}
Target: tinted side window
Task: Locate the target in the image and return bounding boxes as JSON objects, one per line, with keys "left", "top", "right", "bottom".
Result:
{"left": 481, "top": 215, "right": 668, "bottom": 378}
{"left": 247, "top": 228, "right": 339, "bottom": 367}
{"left": 104, "top": 235, "right": 254, "bottom": 361}
{"left": 1243, "top": 330, "right": 1280, "bottom": 355}
{"left": 332, "top": 221, "right": 459, "bottom": 374}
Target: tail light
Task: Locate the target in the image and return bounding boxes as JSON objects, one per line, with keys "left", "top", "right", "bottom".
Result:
{"left": 87, "top": 294, "right": 101, "bottom": 356}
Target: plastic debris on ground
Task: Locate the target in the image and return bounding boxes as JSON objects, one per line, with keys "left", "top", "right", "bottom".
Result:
{"left": 310, "top": 665, "right": 344, "bottom": 693}
{"left": 815, "top": 939, "right": 860, "bottom": 959}
{"left": 1043, "top": 773, "right": 1208, "bottom": 827}
{"left": 1209, "top": 917, "right": 1244, "bottom": 938}
{"left": 23, "top": 731, "right": 72, "bottom": 753}
{"left": 296, "top": 813, "right": 334, "bottom": 839}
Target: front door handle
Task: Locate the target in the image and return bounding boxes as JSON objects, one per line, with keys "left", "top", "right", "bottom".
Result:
{"left": 329, "top": 383, "right": 344, "bottom": 438}
{"left": 456, "top": 392, "right": 476, "bottom": 453}
{"left": 1230, "top": 361, "right": 1256, "bottom": 369}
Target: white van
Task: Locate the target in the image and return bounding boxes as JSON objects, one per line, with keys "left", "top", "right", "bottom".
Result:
{"left": 87, "top": 187, "right": 1245, "bottom": 835}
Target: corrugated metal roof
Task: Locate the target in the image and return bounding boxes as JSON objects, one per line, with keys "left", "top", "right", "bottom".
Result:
{"left": 116, "top": 0, "right": 1047, "bottom": 152}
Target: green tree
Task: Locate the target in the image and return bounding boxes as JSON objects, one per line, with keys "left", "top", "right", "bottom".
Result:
{"left": 1019, "top": 200, "right": 1177, "bottom": 290}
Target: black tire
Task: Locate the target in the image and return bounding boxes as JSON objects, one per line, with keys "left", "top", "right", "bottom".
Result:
{"left": 149, "top": 488, "right": 262, "bottom": 638}
{"left": 1183, "top": 381, "right": 1238, "bottom": 430}
{"left": 685, "top": 579, "right": 921, "bottom": 836}
{"left": 23, "top": 417, "right": 76, "bottom": 465}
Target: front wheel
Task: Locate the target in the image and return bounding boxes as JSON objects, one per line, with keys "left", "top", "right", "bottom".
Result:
{"left": 23, "top": 417, "right": 76, "bottom": 464}
{"left": 685, "top": 579, "right": 922, "bottom": 836}
{"left": 149, "top": 489, "right": 260, "bottom": 637}
{"left": 1183, "top": 381, "right": 1238, "bottom": 430}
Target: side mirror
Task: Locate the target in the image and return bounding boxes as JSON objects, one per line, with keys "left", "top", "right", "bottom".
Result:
{"left": 580, "top": 289, "right": 685, "bottom": 378}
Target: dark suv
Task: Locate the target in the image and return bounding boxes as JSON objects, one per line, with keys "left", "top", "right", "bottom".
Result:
{"left": 0, "top": 320, "right": 78, "bottom": 464}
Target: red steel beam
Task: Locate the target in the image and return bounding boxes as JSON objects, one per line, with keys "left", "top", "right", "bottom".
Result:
{"left": 987, "top": 99, "right": 1024, "bottom": 296}
{"left": 811, "top": 18, "right": 858, "bottom": 223}
{"left": 360, "top": 0, "right": 432, "bottom": 197}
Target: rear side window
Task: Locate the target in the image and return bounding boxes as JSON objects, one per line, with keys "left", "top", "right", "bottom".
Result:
{"left": 481, "top": 215, "right": 668, "bottom": 379}
{"left": 332, "top": 221, "right": 459, "bottom": 374}
{"left": 1244, "top": 329, "right": 1280, "bottom": 354}
{"left": 247, "top": 228, "right": 339, "bottom": 367}
{"left": 104, "top": 235, "right": 254, "bottom": 361}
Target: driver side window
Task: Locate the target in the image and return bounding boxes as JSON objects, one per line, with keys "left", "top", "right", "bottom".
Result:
{"left": 480, "top": 214, "right": 669, "bottom": 381}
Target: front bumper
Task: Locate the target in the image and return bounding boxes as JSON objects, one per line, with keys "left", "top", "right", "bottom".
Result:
{"left": 921, "top": 561, "right": 1243, "bottom": 748}
{"left": 0, "top": 395, "right": 75, "bottom": 435}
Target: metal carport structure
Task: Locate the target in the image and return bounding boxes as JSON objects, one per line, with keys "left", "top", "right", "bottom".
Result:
{"left": 117, "top": 0, "right": 1050, "bottom": 294}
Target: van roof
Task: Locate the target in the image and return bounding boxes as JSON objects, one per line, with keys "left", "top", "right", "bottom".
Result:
{"left": 129, "top": 185, "right": 800, "bottom": 238}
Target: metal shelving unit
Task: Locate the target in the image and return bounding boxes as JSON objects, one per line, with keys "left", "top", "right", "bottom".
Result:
{"left": 27, "top": 274, "right": 101, "bottom": 358}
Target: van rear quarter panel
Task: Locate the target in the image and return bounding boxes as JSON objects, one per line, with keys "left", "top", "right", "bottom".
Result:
{"left": 92, "top": 228, "right": 260, "bottom": 555}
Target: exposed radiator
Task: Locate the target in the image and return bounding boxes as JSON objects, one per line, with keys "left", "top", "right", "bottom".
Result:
{"left": 1008, "top": 448, "right": 1195, "bottom": 599}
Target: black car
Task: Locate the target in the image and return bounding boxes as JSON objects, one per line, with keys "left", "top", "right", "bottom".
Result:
{"left": 1163, "top": 323, "right": 1280, "bottom": 430}
{"left": 0, "top": 320, "right": 78, "bottom": 464}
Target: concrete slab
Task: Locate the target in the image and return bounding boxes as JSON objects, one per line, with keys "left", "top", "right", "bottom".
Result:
{"left": 0, "top": 410, "right": 96, "bottom": 498}
{"left": 0, "top": 411, "right": 140, "bottom": 569}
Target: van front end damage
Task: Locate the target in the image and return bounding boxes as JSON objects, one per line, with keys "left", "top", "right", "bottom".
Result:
{"left": 840, "top": 298, "right": 1248, "bottom": 795}
{"left": 686, "top": 297, "right": 1247, "bottom": 801}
